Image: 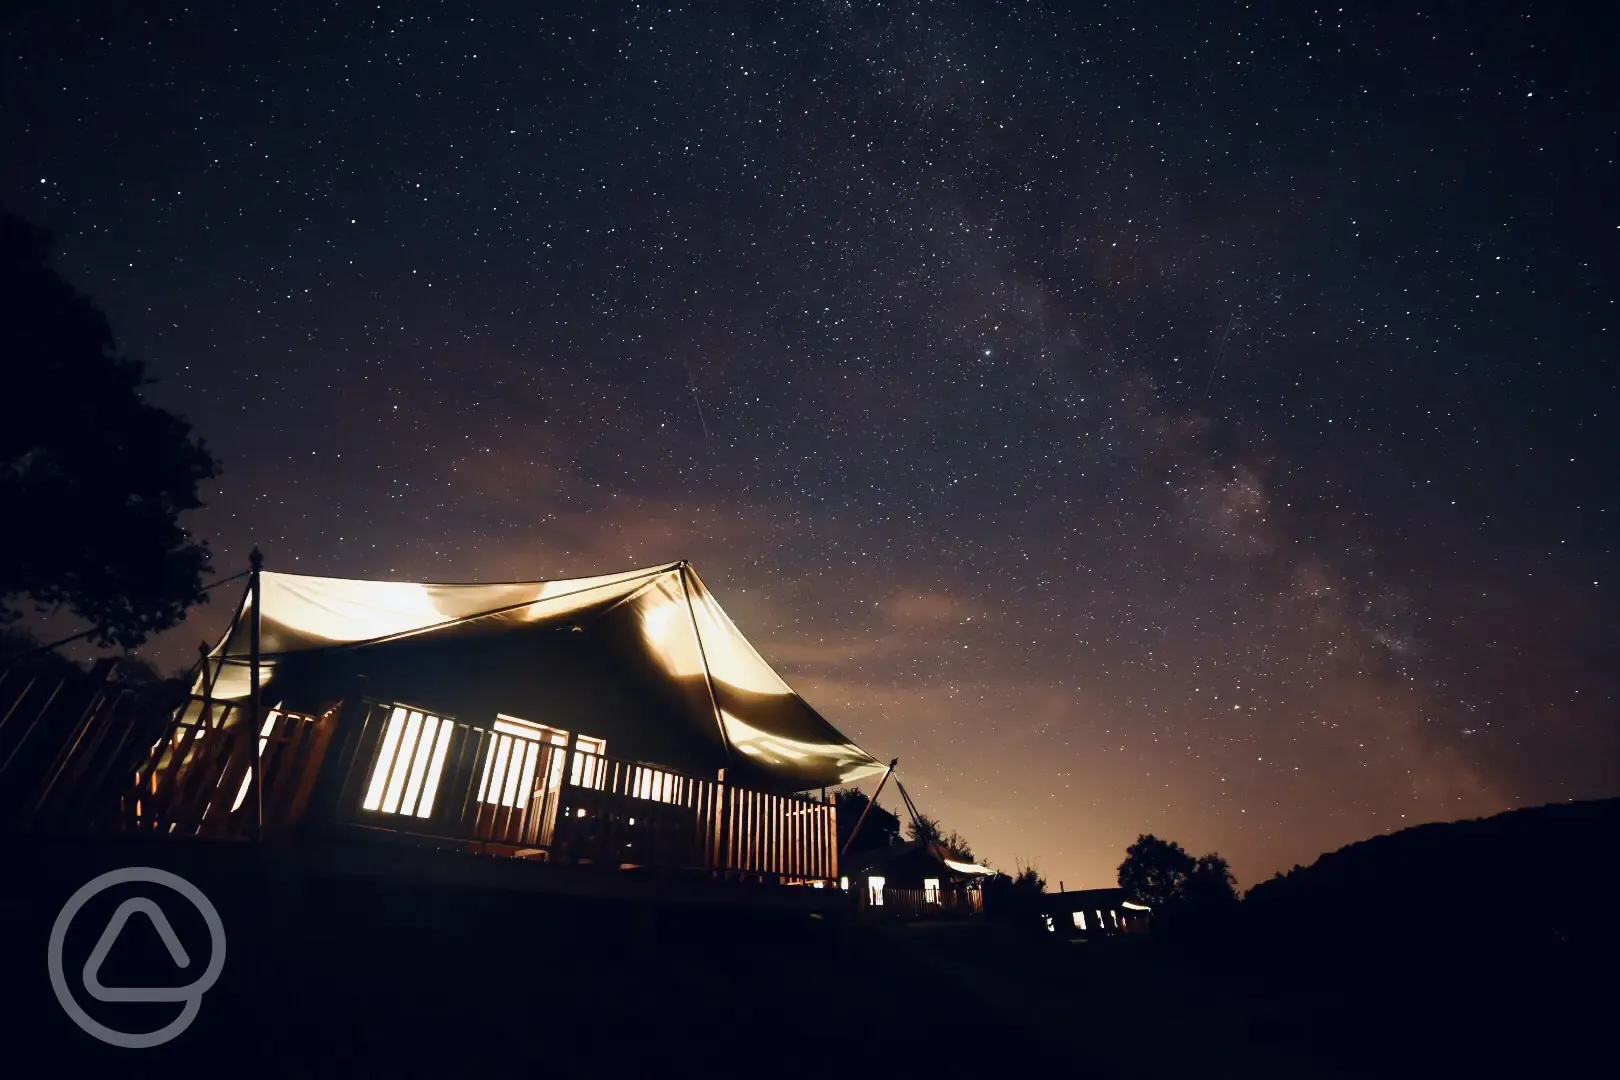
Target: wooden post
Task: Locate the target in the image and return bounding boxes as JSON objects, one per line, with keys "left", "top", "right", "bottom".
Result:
{"left": 829, "top": 800, "right": 840, "bottom": 881}
{"left": 839, "top": 758, "right": 897, "bottom": 862}
{"left": 713, "top": 767, "right": 727, "bottom": 874}
{"left": 556, "top": 730, "right": 580, "bottom": 861}
{"left": 248, "top": 547, "right": 264, "bottom": 842}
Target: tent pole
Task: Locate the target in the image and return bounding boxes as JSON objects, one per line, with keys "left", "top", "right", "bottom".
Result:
{"left": 678, "top": 562, "right": 732, "bottom": 760}
{"left": 839, "top": 758, "right": 898, "bottom": 861}
{"left": 195, "top": 640, "right": 215, "bottom": 732}
{"left": 892, "top": 777, "right": 929, "bottom": 841}
{"left": 248, "top": 547, "right": 263, "bottom": 843}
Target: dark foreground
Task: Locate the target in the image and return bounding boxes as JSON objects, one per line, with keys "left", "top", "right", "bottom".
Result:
{"left": 0, "top": 836, "right": 1601, "bottom": 1078}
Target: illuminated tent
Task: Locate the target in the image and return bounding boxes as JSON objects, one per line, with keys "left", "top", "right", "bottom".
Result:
{"left": 192, "top": 561, "right": 887, "bottom": 794}
{"left": 844, "top": 840, "right": 995, "bottom": 888}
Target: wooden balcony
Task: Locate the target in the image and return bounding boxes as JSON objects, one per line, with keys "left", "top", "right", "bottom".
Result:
{"left": 323, "top": 700, "right": 839, "bottom": 881}
{"left": 2, "top": 675, "right": 840, "bottom": 885}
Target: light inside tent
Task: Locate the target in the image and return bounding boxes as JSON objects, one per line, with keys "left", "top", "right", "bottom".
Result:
{"left": 361, "top": 707, "right": 452, "bottom": 817}
{"left": 720, "top": 711, "right": 878, "bottom": 782}
{"left": 636, "top": 575, "right": 707, "bottom": 679}
{"left": 942, "top": 857, "right": 995, "bottom": 875}
{"left": 229, "top": 711, "right": 281, "bottom": 812}
{"left": 570, "top": 734, "right": 607, "bottom": 787}
{"left": 685, "top": 575, "right": 799, "bottom": 697}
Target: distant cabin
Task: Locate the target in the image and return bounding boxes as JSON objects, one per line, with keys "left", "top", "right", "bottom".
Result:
{"left": 1041, "top": 888, "right": 1151, "bottom": 936}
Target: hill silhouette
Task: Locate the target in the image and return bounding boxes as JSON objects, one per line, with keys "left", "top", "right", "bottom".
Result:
{"left": 1215, "top": 798, "right": 1620, "bottom": 1075}
{"left": 1244, "top": 797, "right": 1620, "bottom": 955}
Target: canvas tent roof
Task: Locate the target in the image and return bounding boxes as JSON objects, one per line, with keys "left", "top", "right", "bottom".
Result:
{"left": 195, "top": 561, "right": 888, "bottom": 793}
{"left": 844, "top": 840, "right": 995, "bottom": 879}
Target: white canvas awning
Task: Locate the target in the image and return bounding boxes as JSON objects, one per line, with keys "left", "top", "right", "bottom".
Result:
{"left": 193, "top": 561, "right": 888, "bottom": 792}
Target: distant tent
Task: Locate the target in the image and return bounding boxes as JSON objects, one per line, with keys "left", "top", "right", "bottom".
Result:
{"left": 845, "top": 840, "right": 995, "bottom": 885}
{"left": 190, "top": 561, "right": 887, "bottom": 794}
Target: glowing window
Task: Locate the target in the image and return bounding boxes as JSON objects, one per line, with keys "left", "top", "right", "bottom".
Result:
{"left": 867, "top": 876, "right": 886, "bottom": 906}
{"left": 478, "top": 715, "right": 563, "bottom": 810}
{"left": 362, "top": 707, "right": 453, "bottom": 818}
{"left": 1110, "top": 909, "right": 1119, "bottom": 928}
{"left": 1073, "top": 911, "right": 1087, "bottom": 930}
{"left": 923, "top": 878, "right": 941, "bottom": 903}
{"left": 839, "top": 877, "right": 849, "bottom": 891}
{"left": 477, "top": 716, "right": 606, "bottom": 807}
{"left": 1044, "top": 915, "right": 1056, "bottom": 932}
{"left": 570, "top": 734, "right": 608, "bottom": 788}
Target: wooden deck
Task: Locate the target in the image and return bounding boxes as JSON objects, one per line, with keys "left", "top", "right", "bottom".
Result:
{"left": 0, "top": 667, "right": 841, "bottom": 888}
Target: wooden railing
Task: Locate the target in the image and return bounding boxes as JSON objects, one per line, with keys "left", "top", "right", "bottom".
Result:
{"left": 129, "top": 699, "right": 336, "bottom": 838}
{"left": 326, "top": 700, "right": 840, "bottom": 881}
{"left": 2, "top": 684, "right": 840, "bottom": 882}
{"left": 880, "top": 887, "right": 984, "bottom": 918}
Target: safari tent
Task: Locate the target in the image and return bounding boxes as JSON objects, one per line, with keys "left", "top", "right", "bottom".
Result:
{"left": 19, "top": 560, "right": 885, "bottom": 885}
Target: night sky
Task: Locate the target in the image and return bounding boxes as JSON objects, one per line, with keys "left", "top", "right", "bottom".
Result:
{"left": 4, "top": 2, "right": 1615, "bottom": 888}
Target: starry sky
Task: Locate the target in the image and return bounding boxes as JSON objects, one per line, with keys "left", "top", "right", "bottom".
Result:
{"left": 4, "top": 1, "right": 1616, "bottom": 888}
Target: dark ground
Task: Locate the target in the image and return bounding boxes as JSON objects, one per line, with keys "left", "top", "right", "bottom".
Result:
{"left": 0, "top": 835, "right": 1603, "bottom": 1078}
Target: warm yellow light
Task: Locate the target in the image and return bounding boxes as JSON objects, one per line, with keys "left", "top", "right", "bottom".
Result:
{"left": 942, "top": 857, "right": 994, "bottom": 875}
{"left": 361, "top": 707, "right": 451, "bottom": 817}
{"left": 416, "top": 721, "right": 452, "bottom": 817}
{"left": 398, "top": 714, "right": 443, "bottom": 813}
{"left": 362, "top": 708, "right": 408, "bottom": 811}
{"left": 636, "top": 576, "right": 706, "bottom": 680}
{"left": 229, "top": 711, "right": 281, "bottom": 813}
{"left": 685, "top": 574, "right": 798, "bottom": 697}
{"left": 720, "top": 710, "right": 878, "bottom": 780}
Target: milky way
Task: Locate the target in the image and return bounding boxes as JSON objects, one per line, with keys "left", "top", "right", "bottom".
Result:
{"left": 3, "top": 2, "right": 1614, "bottom": 886}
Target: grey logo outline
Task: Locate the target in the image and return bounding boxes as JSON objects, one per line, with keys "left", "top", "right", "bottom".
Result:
{"left": 47, "top": 867, "right": 227, "bottom": 1048}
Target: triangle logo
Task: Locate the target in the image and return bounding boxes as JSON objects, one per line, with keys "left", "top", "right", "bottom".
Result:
{"left": 81, "top": 898, "right": 192, "bottom": 1003}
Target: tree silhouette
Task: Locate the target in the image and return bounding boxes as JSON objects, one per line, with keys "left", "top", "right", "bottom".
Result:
{"left": 835, "top": 788, "right": 901, "bottom": 855}
{"left": 1119, "top": 835, "right": 1242, "bottom": 921}
{"left": 983, "top": 860, "right": 1046, "bottom": 926}
{"left": 1117, "top": 834, "right": 1196, "bottom": 909}
{"left": 1, "top": 212, "right": 219, "bottom": 648}
{"left": 905, "top": 811, "right": 976, "bottom": 861}
{"left": 1010, "top": 862, "right": 1045, "bottom": 894}
{"left": 1183, "top": 852, "right": 1240, "bottom": 909}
